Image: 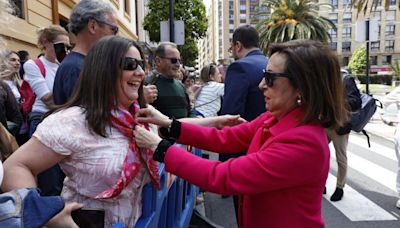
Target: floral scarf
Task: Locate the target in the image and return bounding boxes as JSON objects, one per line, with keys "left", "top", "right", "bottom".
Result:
{"left": 95, "top": 102, "right": 160, "bottom": 199}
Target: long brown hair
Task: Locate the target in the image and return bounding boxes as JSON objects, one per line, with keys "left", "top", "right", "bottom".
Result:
{"left": 50, "top": 36, "right": 146, "bottom": 137}
{"left": 268, "top": 40, "right": 348, "bottom": 130}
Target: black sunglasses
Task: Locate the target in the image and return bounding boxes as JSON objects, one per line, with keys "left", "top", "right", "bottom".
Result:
{"left": 123, "top": 57, "right": 145, "bottom": 71}
{"left": 160, "top": 56, "right": 181, "bottom": 64}
{"left": 263, "top": 70, "right": 292, "bottom": 87}
{"left": 96, "top": 19, "right": 119, "bottom": 35}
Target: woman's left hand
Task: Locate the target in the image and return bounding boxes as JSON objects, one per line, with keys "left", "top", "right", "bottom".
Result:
{"left": 134, "top": 125, "right": 162, "bottom": 151}
{"left": 214, "top": 115, "right": 247, "bottom": 129}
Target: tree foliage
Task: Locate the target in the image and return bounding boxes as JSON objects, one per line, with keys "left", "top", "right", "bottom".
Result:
{"left": 348, "top": 44, "right": 367, "bottom": 74}
{"left": 352, "top": 0, "right": 400, "bottom": 16}
{"left": 390, "top": 59, "right": 400, "bottom": 80}
{"left": 256, "top": 0, "right": 336, "bottom": 53}
{"left": 143, "top": 0, "right": 207, "bottom": 66}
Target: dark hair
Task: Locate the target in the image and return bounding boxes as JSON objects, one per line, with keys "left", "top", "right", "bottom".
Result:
{"left": 268, "top": 40, "right": 347, "bottom": 130}
{"left": 232, "top": 25, "right": 259, "bottom": 48}
{"left": 155, "top": 42, "right": 177, "bottom": 57}
{"left": 17, "top": 50, "right": 29, "bottom": 62}
{"left": 200, "top": 64, "right": 217, "bottom": 83}
{"left": 52, "top": 36, "right": 146, "bottom": 137}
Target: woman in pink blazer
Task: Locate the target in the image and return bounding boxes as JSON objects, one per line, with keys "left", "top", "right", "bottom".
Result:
{"left": 135, "top": 40, "right": 348, "bottom": 228}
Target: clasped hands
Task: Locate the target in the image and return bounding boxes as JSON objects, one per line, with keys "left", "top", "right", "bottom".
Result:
{"left": 133, "top": 105, "right": 246, "bottom": 151}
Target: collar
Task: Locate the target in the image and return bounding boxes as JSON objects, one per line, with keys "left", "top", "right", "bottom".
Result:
{"left": 158, "top": 73, "right": 174, "bottom": 82}
{"left": 264, "top": 108, "right": 304, "bottom": 136}
{"left": 244, "top": 48, "right": 263, "bottom": 57}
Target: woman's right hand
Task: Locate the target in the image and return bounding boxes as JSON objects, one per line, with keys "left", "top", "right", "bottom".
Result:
{"left": 136, "top": 105, "right": 171, "bottom": 128}
{"left": 46, "top": 202, "right": 83, "bottom": 228}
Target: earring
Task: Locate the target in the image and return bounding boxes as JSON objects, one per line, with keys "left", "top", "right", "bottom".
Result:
{"left": 297, "top": 96, "right": 302, "bottom": 106}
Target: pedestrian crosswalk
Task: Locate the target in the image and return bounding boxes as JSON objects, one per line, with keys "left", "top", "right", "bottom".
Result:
{"left": 326, "top": 133, "right": 399, "bottom": 223}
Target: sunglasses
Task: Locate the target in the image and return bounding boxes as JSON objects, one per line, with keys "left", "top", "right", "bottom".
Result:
{"left": 263, "top": 70, "right": 292, "bottom": 87}
{"left": 160, "top": 56, "right": 181, "bottom": 64}
{"left": 123, "top": 57, "right": 145, "bottom": 71}
{"left": 96, "top": 19, "right": 119, "bottom": 35}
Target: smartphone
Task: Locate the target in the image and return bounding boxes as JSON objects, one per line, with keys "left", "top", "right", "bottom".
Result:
{"left": 71, "top": 208, "right": 105, "bottom": 228}
{"left": 53, "top": 42, "right": 67, "bottom": 63}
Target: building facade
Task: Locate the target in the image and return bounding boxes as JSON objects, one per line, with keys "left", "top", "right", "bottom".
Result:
{"left": 197, "top": 0, "right": 262, "bottom": 70}
{"left": 2, "top": 0, "right": 144, "bottom": 57}
{"left": 320, "top": 0, "right": 400, "bottom": 70}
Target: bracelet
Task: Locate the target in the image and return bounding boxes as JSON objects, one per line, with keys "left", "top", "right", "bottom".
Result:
{"left": 153, "top": 139, "right": 172, "bottom": 162}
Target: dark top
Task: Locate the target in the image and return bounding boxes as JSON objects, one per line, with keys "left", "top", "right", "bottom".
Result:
{"left": 0, "top": 81, "right": 23, "bottom": 130}
{"left": 146, "top": 74, "right": 192, "bottom": 119}
{"left": 221, "top": 49, "right": 268, "bottom": 121}
{"left": 53, "top": 51, "right": 85, "bottom": 105}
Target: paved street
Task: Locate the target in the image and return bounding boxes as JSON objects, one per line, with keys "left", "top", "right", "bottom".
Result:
{"left": 199, "top": 112, "right": 400, "bottom": 228}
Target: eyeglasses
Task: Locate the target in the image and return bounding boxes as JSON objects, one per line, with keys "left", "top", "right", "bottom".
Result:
{"left": 160, "top": 56, "right": 181, "bottom": 64}
{"left": 96, "top": 19, "right": 119, "bottom": 35}
{"left": 123, "top": 57, "right": 145, "bottom": 71}
{"left": 263, "top": 70, "right": 292, "bottom": 87}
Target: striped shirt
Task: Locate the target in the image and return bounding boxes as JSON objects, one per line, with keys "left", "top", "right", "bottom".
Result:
{"left": 195, "top": 81, "right": 224, "bottom": 117}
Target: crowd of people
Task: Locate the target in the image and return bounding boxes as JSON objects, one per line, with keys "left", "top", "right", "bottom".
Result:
{"left": 0, "top": 0, "right": 399, "bottom": 227}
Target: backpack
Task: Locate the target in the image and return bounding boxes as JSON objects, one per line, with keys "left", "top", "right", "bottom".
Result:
{"left": 20, "top": 59, "right": 46, "bottom": 115}
{"left": 349, "top": 93, "right": 382, "bottom": 147}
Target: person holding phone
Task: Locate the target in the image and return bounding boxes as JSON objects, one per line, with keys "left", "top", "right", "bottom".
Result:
{"left": 22, "top": 25, "right": 70, "bottom": 197}
{"left": 1, "top": 36, "right": 162, "bottom": 227}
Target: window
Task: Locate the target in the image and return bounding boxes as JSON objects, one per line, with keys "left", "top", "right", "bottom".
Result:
{"left": 383, "top": 55, "right": 392, "bottom": 65}
{"left": 124, "top": 0, "right": 130, "bottom": 18}
{"left": 343, "top": 57, "right": 349, "bottom": 66}
{"left": 386, "top": 10, "right": 396, "bottom": 21}
{"left": 376, "top": 0, "right": 382, "bottom": 6}
{"left": 343, "top": 12, "right": 352, "bottom": 23}
{"left": 328, "top": 29, "right": 337, "bottom": 38}
{"left": 371, "top": 56, "right": 378, "bottom": 65}
{"left": 330, "top": 0, "right": 338, "bottom": 9}
{"left": 342, "top": 42, "right": 351, "bottom": 52}
{"left": 371, "top": 41, "right": 380, "bottom": 51}
{"left": 240, "top": 19, "right": 246, "bottom": 24}
{"left": 329, "top": 13, "right": 338, "bottom": 23}
{"left": 240, "top": 5, "right": 246, "bottom": 10}
{"left": 385, "top": 24, "right": 395, "bottom": 36}
{"left": 371, "top": 11, "right": 381, "bottom": 21}
{"left": 342, "top": 27, "right": 351, "bottom": 38}
{"left": 343, "top": 0, "right": 352, "bottom": 5}
{"left": 390, "top": 0, "right": 396, "bottom": 6}
{"left": 385, "top": 40, "right": 395, "bottom": 51}
{"left": 329, "top": 42, "right": 337, "bottom": 50}
{"left": 11, "top": 0, "right": 25, "bottom": 19}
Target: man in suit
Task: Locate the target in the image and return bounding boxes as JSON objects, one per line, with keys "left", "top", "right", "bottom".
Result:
{"left": 219, "top": 25, "right": 268, "bottom": 218}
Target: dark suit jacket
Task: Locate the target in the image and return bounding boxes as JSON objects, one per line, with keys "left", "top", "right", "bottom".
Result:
{"left": 221, "top": 49, "right": 267, "bottom": 121}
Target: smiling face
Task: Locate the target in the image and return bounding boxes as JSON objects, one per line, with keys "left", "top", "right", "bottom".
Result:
{"left": 259, "top": 52, "right": 299, "bottom": 119}
{"left": 156, "top": 45, "right": 181, "bottom": 78}
{"left": 117, "top": 46, "right": 145, "bottom": 109}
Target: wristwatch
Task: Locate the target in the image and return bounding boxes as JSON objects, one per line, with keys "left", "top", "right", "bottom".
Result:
{"left": 153, "top": 139, "right": 172, "bottom": 163}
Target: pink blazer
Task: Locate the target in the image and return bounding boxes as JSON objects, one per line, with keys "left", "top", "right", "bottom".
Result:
{"left": 164, "top": 108, "right": 329, "bottom": 228}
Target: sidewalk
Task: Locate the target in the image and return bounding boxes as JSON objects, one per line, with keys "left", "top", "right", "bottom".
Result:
{"left": 364, "top": 112, "right": 397, "bottom": 142}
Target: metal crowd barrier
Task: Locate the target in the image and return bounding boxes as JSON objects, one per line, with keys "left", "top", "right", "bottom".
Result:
{"left": 133, "top": 147, "right": 202, "bottom": 228}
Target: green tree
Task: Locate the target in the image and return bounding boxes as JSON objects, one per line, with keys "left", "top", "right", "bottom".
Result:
{"left": 143, "top": 0, "right": 207, "bottom": 66}
{"left": 348, "top": 44, "right": 368, "bottom": 74}
{"left": 256, "top": 0, "right": 336, "bottom": 53}
{"left": 352, "top": 0, "right": 400, "bottom": 15}
{"left": 390, "top": 59, "right": 400, "bottom": 80}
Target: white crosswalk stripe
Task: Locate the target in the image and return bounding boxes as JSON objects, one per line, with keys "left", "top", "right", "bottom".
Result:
{"left": 327, "top": 135, "right": 398, "bottom": 221}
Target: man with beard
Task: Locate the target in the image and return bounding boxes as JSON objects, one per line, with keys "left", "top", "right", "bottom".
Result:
{"left": 146, "top": 42, "right": 192, "bottom": 118}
